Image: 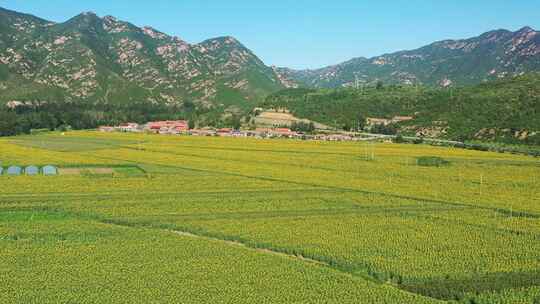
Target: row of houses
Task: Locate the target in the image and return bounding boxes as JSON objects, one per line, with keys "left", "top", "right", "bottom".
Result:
{"left": 192, "top": 128, "right": 369, "bottom": 142}
{"left": 100, "top": 122, "right": 304, "bottom": 139}
{"left": 0, "top": 165, "right": 58, "bottom": 176}
{"left": 189, "top": 127, "right": 300, "bottom": 139}
{"left": 100, "top": 116, "right": 414, "bottom": 136}
{"left": 99, "top": 120, "right": 189, "bottom": 134}
{"left": 98, "top": 121, "right": 380, "bottom": 142}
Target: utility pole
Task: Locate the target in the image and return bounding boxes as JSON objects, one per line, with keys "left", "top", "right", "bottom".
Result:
{"left": 480, "top": 173, "right": 484, "bottom": 195}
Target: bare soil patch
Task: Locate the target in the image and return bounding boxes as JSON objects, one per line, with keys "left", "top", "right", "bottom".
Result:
{"left": 58, "top": 168, "right": 82, "bottom": 175}
{"left": 89, "top": 168, "right": 115, "bottom": 174}
{"left": 58, "top": 167, "right": 116, "bottom": 175}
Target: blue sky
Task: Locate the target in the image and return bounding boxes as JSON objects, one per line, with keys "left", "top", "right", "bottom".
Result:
{"left": 2, "top": 0, "right": 539, "bottom": 69}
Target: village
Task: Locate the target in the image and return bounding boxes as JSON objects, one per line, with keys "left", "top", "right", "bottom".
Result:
{"left": 97, "top": 115, "right": 416, "bottom": 142}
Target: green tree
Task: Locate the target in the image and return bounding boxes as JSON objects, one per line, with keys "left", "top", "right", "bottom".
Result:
{"left": 0, "top": 111, "right": 18, "bottom": 136}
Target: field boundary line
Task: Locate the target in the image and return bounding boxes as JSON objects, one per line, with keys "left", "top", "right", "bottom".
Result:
{"left": 171, "top": 229, "right": 329, "bottom": 266}
{"left": 91, "top": 216, "right": 447, "bottom": 303}
{"left": 0, "top": 188, "right": 339, "bottom": 203}
{"left": 125, "top": 143, "right": 359, "bottom": 157}
{"left": 88, "top": 154, "right": 540, "bottom": 220}
{"left": 414, "top": 213, "right": 540, "bottom": 241}
{"left": 121, "top": 146, "right": 365, "bottom": 174}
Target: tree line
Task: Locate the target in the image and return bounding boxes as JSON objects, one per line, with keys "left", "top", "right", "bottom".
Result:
{"left": 0, "top": 101, "right": 201, "bottom": 137}
{"left": 262, "top": 74, "right": 540, "bottom": 145}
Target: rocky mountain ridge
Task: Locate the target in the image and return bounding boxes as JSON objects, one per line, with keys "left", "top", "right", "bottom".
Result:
{"left": 276, "top": 27, "right": 540, "bottom": 88}
{"left": 0, "top": 8, "right": 283, "bottom": 109}
{"left": 2, "top": 6, "right": 540, "bottom": 110}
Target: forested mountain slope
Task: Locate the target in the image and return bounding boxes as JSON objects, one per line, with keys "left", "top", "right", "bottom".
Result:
{"left": 262, "top": 74, "right": 540, "bottom": 144}
{"left": 0, "top": 7, "right": 283, "bottom": 109}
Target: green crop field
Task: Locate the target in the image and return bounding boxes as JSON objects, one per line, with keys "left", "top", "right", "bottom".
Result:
{"left": 1, "top": 131, "right": 539, "bottom": 303}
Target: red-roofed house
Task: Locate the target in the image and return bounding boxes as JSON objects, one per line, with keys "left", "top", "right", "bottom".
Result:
{"left": 146, "top": 120, "right": 189, "bottom": 133}
{"left": 217, "top": 128, "right": 233, "bottom": 136}
{"left": 118, "top": 123, "right": 140, "bottom": 132}
{"left": 271, "top": 128, "right": 297, "bottom": 138}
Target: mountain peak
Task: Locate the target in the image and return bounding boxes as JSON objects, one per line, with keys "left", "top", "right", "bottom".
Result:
{"left": 72, "top": 11, "right": 100, "bottom": 20}
{"left": 223, "top": 36, "right": 239, "bottom": 43}
{"left": 280, "top": 27, "right": 540, "bottom": 88}
{"left": 66, "top": 11, "right": 102, "bottom": 26}
{"left": 517, "top": 26, "right": 535, "bottom": 34}
{"left": 204, "top": 36, "right": 239, "bottom": 43}
{"left": 480, "top": 28, "right": 511, "bottom": 37}
{"left": 200, "top": 36, "right": 245, "bottom": 49}
{"left": 103, "top": 15, "right": 118, "bottom": 22}
{"left": 0, "top": 6, "right": 283, "bottom": 108}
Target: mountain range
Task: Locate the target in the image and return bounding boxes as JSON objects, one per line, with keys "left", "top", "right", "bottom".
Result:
{"left": 275, "top": 27, "right": 540, "bottom": 88}
{"left": 0, "top": 7, "right": 282, "bottom": 111}
{"left": 0, "top": 7, "right": 539, "bottom": 111}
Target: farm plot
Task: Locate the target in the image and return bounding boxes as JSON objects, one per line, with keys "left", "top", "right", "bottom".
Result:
{"left": 56, "top": 189, "right": 540, "bottom": 302}
{"left": 1, "top": 210, "right": 439, "bottom": 304}
{"left": 9, "top": 133, "right": 142, "bottom": 152}
{"left": 0, "top": 131, "right": 539, "bottom": 304}
{"left": 58, "top": 167, "right": 115, "bottom": 176}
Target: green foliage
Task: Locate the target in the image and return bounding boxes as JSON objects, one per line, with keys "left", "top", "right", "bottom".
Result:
{"left": 57, "top": 124, "right": 72, "bottom": 132}
{"left": 223, "top": 115, "right": 242, "bottom": 130}
{"left": 0, "top": 64, "right": 9, "bottom": 81}
{"left": 0, "top": 111, "right": 18, "bottom": 136}
{"left": 263, "top": 74, "right": 540, "bottom": 143}
{"left": 215, "top": 86, "right": 248, "bottom": 108}
{"left": 394, "top": 135, "right": 406, "bottom": 143}
{"left": 263, "top": 85, "right": 422, "bottom": 129}
{"left": 0, "top": 98, "right": 217, "bottom": 136}
{"left": 291, "top": 121, "right": 315, "bottom": 133}
{"left": 372, "top": 123, "right": 398, "bottom": 135}
{"left": 416, "top": 156, "right": 450, "bottom": 167}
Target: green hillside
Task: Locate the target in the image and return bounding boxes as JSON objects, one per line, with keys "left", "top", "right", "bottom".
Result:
{"left": 0, "top": 8, "right": 283, "bottom": 110}
{"left": 262, "top": 73, "right": 540, "bottom": 144}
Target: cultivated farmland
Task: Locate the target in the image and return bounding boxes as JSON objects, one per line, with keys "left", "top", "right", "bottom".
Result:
{"left": 0, "top": 132, "right": 539, "bottom": 303}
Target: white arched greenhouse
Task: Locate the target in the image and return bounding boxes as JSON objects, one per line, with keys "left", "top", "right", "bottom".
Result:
{"left": 43, "top": 165, "right": 58, "bottom": 176}
{"left": 25, "top": 166, "right": 39, "bottom": 176}
{"left": 7, "top": 166, "right": 22, "bottom": 176}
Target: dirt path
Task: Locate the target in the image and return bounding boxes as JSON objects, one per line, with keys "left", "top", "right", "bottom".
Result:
{"left": 171, "top": 230, "right": 328, "bottom": 267}
{"left": 83, "top": 215, "right": 446, "bottom": 303}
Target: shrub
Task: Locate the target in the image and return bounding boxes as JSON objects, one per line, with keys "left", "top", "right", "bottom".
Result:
{"left": 416, "top": 156, "right": 450, "bottom": 167}
{"left": 394, "top": 135, "right": 406, "bottom": 143}
{"left": 413, "top": 138, "right": 424, "bottom": 144}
